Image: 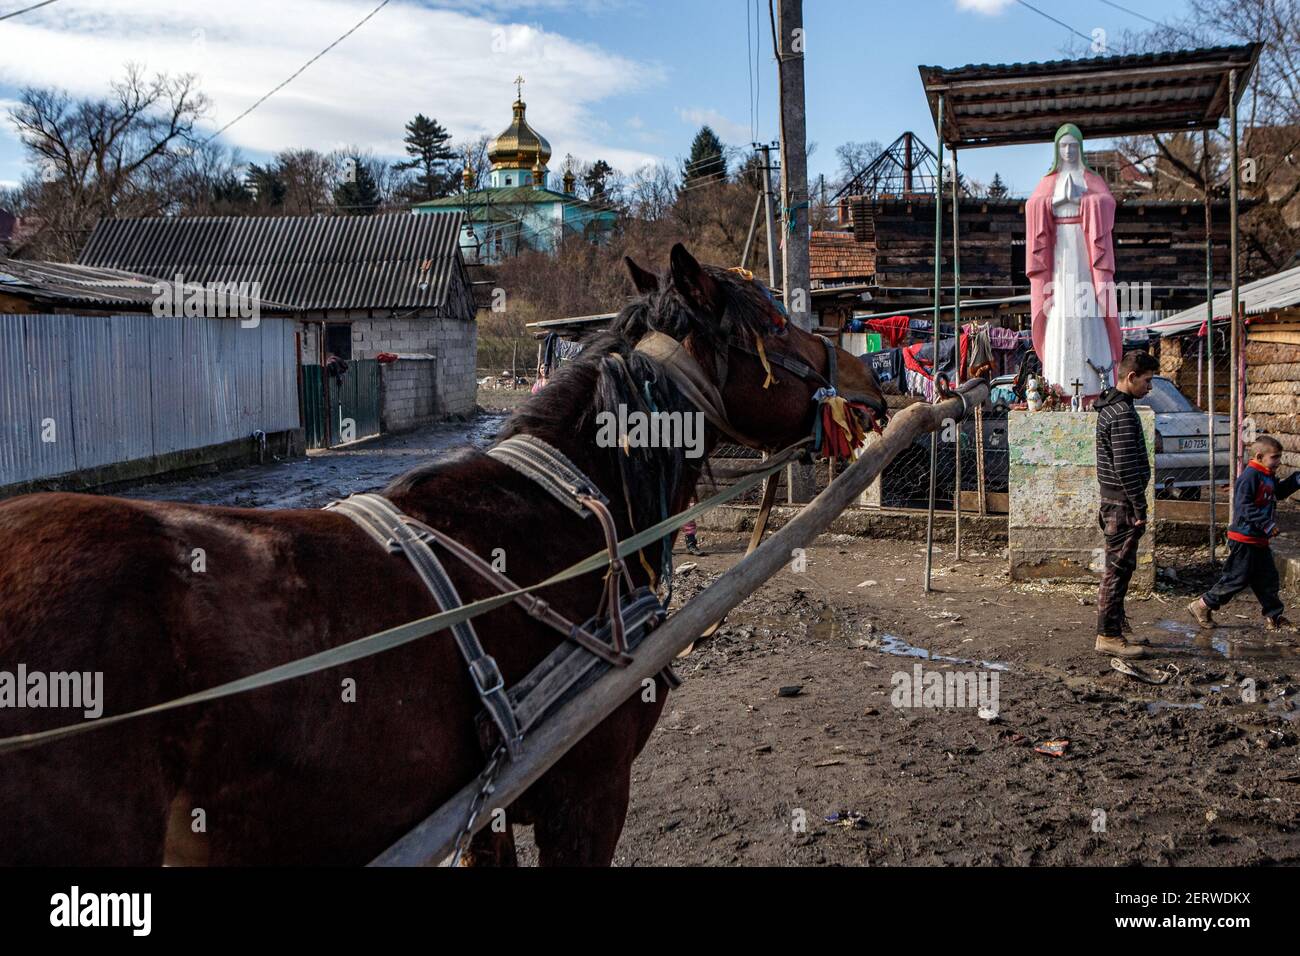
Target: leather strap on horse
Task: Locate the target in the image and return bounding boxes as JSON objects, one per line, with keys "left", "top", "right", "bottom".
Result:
{"left": 632, "top": 331, "right": 755, "bottom": 447}
{"left": 326, "top": 494, "right": 526, "bottom": 758}
{"left": 487, "top": 434, "right": 606, "bottom": 519}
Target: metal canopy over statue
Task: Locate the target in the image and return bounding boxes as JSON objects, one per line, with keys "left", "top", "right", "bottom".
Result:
{"left": 1025, "top": 124, "right": 1123, "bottom": 407}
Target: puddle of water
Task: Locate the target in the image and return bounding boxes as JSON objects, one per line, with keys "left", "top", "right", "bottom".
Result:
{"left": 873, "top": 633, "right": 1009, "bottom": 672}
{"left": 1145, "top": 701, "right": 1205, "bottom": 715}
{"left": 1154, "top": 620, "right": 1295, "bottom": 661}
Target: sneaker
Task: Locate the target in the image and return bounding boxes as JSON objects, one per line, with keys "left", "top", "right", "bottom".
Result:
{"left": 1187, "top": 598, "right": 1215, "bottom": 629}
{"left": 1096, "top": 634, "right": 1146, "bottom": 658}
{"left": 1265, "top": 615, "right": 1296, "bottom": 633}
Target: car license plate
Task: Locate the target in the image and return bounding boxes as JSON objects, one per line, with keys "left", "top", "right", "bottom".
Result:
{"left": 1178, "top": 436, "right": 1209, "bottom": 452}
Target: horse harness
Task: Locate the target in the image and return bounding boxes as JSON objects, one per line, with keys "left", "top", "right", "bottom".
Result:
{"left": 324, "top": 329, "right": 842, "bottom": 763}
{"left": 325, "top": 434, "right": 676, "bottom": 764}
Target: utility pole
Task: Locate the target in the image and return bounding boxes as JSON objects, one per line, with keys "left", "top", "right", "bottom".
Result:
{"left": 774, "top": 0, "right": 816, "bottom": 504}
{"left": 759, "top": 143, "right": 779, "bottom": 289}
{"left": 776, "top": 0, "right": 811, "bottom": 333}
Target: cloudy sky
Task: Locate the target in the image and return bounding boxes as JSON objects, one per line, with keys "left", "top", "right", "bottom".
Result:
{"left": 0, "top": 0, "right": 1194, "bottom": 195}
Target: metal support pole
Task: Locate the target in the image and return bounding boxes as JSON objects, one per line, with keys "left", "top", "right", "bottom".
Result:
{"left": 1228, "top": 68, "right": 1241, "bottom": 522}
{"left": 1203, "top": 130, "right": 1217, "bottom": 564}
{"left": 924, "top": 95, "right": 944, "bottom": 593}
{"left": 741, "top": 187, "right": 763, "bottom": 270}
{"left": 951, "top": 147, "right": 962, "bottom": 560}
{"left": 761, "top": 144, "right": 779, "bottom": 291}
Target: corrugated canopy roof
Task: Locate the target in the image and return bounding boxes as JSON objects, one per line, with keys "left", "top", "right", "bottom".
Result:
{"left": 0, "top": 259, "right": 291, "bottom": 313}
{"left": 1153, "top": 264, "right": 1300, "bottom": 337}
{"left": 918, "top": 44, "right": 1261, "bottom": 149}
{"left": 78, "top": 211, "right": 465, "bottom": 312}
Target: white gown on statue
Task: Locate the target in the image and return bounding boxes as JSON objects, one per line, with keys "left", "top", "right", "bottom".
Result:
{"left": 1043, "top": 178, "right": 1114, "bottom": 400}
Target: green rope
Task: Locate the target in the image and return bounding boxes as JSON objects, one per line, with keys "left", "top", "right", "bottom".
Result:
{"left": 784, "top": 200, "right": 809, "bottom": 236}
{"left": 0, "top": 456, "right": 788, "bottom": 756}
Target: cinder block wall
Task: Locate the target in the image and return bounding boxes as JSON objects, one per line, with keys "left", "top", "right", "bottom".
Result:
{"left": 1007, "top": 408, "right": 1156, "bottom": 590}
{"left": 430, "top": 315, "right": 478, "bottom": 416}
{"left": 380, "top": 359, "right": 437, "bottom": 432}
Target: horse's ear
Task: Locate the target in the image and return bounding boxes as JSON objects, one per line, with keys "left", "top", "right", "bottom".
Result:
{"left": 624, "top": 256, "right": 659, "bottom": 294}
{"left": 668, "top": 243, "right": 724, "bottom": 321}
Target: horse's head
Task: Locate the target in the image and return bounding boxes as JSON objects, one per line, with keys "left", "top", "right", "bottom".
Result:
{"left": 617, "top": 243, "right": 887, "bottom": 454}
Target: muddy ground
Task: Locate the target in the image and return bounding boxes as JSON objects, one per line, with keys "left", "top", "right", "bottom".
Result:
{"left": 114, "top": 407, "right": 1300, "bottom": 866}
{"left": 611, "top": 536, "right": 1300, "bottom": 866}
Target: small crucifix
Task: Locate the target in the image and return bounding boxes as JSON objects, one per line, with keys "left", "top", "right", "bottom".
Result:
{"left": 1070, "top": 378, "right": 1084, "bottom": 411}
{"left": 514, "top": 75, "right": 525, "bottom": 100}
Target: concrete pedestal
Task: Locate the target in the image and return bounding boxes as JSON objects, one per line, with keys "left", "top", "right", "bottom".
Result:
{"left": 1007, "top": 409, "right": 1155, "bottom": 591}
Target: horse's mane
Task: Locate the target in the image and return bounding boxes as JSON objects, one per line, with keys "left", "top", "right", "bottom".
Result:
{"left": 386, "top": 265, "right": 775, "bottom": 533}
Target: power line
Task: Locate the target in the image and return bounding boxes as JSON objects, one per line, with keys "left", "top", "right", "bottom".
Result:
{"left": 1014, "top": 0, "right": 1094, "bottom": 45}
{"left": 203, "top": 0, "right": 392, "bottom": 144}
{"left": 1093, "top": 0, "right": 1202, "bottom": 44}
{"left": 0, "top": 0, "right": 59, "bottom": 22}
{"left": 748, "top": 0, "right": 759, "bottom": 143}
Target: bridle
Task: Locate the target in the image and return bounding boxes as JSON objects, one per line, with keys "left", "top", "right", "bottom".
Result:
{"left": 632, "top": 328, "right": 841, "bottom": 452}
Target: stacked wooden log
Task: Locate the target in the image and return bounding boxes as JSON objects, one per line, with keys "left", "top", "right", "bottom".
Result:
{"left": 1245, "top": 337, "right": 1300, "bottom": 470}
{"left": 859, "top": 197, "right": 1237, "bottom": 294}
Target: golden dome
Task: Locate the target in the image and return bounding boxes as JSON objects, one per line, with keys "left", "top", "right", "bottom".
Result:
{"left": 488, "top": 98, "right": 551, "bottom": 172}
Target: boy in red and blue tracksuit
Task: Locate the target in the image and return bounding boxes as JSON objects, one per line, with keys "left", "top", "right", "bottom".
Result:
{"left": 1189, "top": 435, "right": 1300, "bottom": 631}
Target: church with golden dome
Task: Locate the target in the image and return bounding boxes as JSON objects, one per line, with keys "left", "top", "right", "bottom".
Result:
{"left": 412, "top": 78, "right": 617, "bottom": 264}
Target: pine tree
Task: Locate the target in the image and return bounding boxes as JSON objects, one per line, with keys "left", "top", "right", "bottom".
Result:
{"left": 583, "top": 159, "right": 614, "bottom": 199}
{"left": 393, "top": 114, "right": 457, "bottom": 200}
{"left": 245, "top": 163, "right": 286, "bottom": 208}
{"left": 685, "top": 126, "right": 726, "bottom": 186}
{"left": 988, "top": 172, "right": 1009, "bottom": 199}
{"left": 334, "top": 156, "right": 381, "bottom": 215}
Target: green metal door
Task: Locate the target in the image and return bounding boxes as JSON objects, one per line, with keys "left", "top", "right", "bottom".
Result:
{"left": 326, "top": 359, "right": 381, "bottom": 446}
{"left": 299, "top": 364, "right": 328, "bottom": 449}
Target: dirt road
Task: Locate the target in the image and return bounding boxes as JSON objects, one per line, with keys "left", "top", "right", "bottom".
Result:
{"left": 612, "top": 534, "right": 1300, "bottom": 866}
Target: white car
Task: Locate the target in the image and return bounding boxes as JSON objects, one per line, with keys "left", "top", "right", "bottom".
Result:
{"left": 1137, "top": 376, "right": 1231, "bottom": 499}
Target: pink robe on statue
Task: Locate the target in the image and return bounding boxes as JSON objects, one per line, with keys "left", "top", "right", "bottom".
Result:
{"left": 1025, "top": 169, "right": 1122, "bottom": 394}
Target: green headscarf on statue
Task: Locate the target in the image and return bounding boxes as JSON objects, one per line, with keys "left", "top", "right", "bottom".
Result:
{"left": 1047, "top": 123, "right": 1093, "bottom": 173}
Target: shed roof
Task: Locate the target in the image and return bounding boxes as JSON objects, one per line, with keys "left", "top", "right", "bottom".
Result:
{"left": 0, "top": 259, "right": 290, "bottom": 313}
{"left": 811, "top": 231, "right": 875, "bottom": 282}
{"left": 1154, "top": 264, "right": 1300, "bottom": 336}
{"left": 918, "top": 44, "right": 1261, "bottom": 149}
{"left": 78, "top": 212, "right": 466, "bottom": 312}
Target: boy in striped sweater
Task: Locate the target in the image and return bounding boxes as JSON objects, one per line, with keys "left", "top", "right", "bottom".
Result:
{"left": 1189, "top": 436, "right": 1300, "bottom": 631}
{"left": 1093, "top": 350, "right": 1159, "bottom": 658}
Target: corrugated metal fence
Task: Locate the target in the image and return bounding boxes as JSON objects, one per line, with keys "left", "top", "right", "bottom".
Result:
{"left": 0, "top": 313, "right": 299, "bottom": 487}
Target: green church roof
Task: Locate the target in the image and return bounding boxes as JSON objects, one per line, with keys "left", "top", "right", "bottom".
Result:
{"left": 413, "top": 186, "right": 610, "bottom": 210}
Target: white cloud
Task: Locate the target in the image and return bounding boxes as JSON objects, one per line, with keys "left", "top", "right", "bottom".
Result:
{"left": 676, "top": 107, "right": 749, "bottom": 147}
{"left": 0, "top": 0, "right": 664, "bottom": 172}
{"left": 956, "top": 0, "right": 1016, "bottom": 13}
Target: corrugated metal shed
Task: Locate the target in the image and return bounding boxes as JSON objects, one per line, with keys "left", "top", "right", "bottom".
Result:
{"left": 1153, "top": 264, "right": 1300, "bottom": 337}
{"left": 919, "top": 45, "right": 1261, "bottom": 149}
{"left": 0, "top": 259, "right": 291, "bottom": 313}
{"left": 0, "top": 313, "right": 298, "bottom": 487}
{"left": 78, "top": 211, "right": 466, "bottom": 312}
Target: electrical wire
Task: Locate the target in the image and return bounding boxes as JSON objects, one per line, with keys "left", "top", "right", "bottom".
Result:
{"left": 203, "top": 0, "right": 392, "bottom": 144}
{"left": 0, "top": 0, "right": 58, "bottom": 22}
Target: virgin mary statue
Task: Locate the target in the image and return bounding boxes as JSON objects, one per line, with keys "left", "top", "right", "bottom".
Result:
{"left": 1025, "top": 124, "right": 1122, "bottom": 404}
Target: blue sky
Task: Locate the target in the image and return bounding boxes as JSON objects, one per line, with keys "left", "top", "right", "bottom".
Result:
{"left": 0, "top": 0, "right": 1196, "bottom": 197}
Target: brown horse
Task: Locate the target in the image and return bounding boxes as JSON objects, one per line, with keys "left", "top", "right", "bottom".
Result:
{"left": 0, "top": 244, "right": 885, "bottom": 866}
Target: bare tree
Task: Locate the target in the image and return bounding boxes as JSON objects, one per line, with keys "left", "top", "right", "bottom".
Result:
{"left": 1082, "top": 0, "right": 1299, "bottom": 273}
{"left": 7, "top": 64, "right": 209, "bottom": 259}
{"left": 833, "top": 140, "right": 884, "bottom": 193}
